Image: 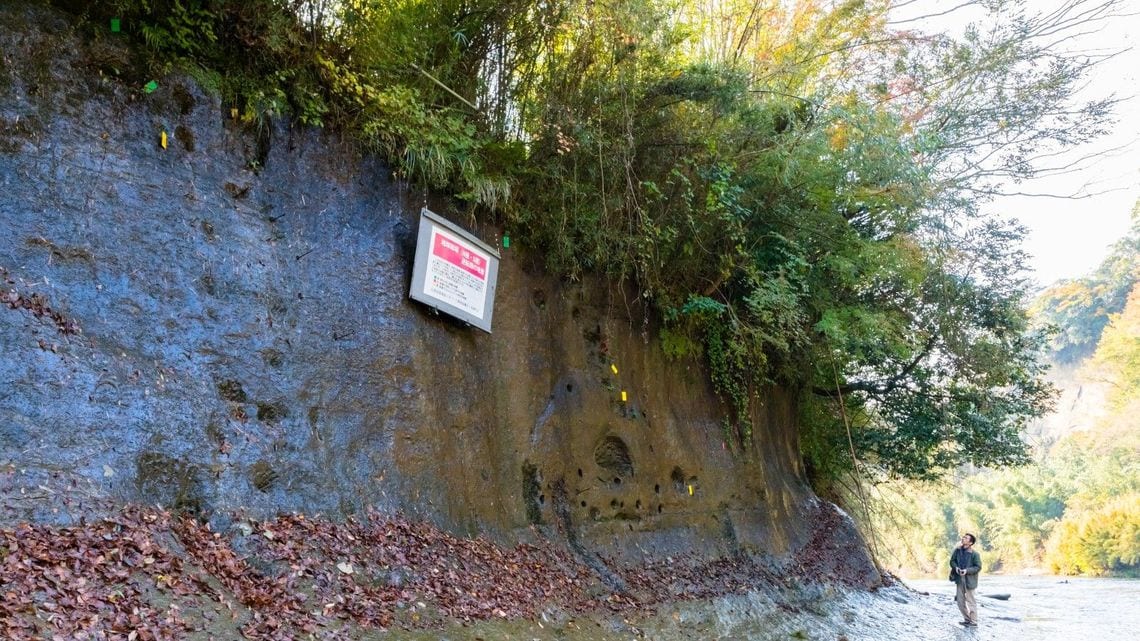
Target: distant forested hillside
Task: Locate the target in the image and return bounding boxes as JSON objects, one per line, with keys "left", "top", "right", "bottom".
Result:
{"left": 1032, "top": 205, "right": 1140, "bottom": 364}
{"left": 856, "top": 205, "right": 1140, "bottom": 577}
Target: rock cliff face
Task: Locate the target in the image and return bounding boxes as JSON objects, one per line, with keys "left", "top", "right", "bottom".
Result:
{"left": 0, "top": 4, "right": 875, "bottom": 581}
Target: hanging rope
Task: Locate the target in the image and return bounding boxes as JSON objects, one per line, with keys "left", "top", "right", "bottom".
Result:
{"left": 830, "top": 355, "right": 881, "bottom": 562}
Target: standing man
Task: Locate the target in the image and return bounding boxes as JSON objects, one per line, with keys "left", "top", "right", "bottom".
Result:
{"left": 950, "top": 533, "right": 982, "bottom": 626}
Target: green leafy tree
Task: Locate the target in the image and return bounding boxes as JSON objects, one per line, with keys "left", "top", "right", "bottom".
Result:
{"left": 1047, "top": 494, "right": 1140, "bottom": 576}
{"left": 1087, "top": 283, "right": 1140, "bottom": 410}
{"left": 853, "top": 247, "right": 1140, "bottom": 577}
{"left": 1032, "top": 207, "right": 1140, "bottom": 363}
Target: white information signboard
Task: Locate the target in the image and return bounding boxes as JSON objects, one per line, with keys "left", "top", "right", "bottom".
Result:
{"left": 409, "top": 208, "right": 500, "bottom": 333}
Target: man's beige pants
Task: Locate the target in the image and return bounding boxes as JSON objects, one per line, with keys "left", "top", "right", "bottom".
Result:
{"left": 955, "top": 581, "right": 977, "bottom": 624}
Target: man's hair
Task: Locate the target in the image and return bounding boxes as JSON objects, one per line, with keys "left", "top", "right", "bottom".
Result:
{"left": 964, "top": 533, "right": 976, "bottom": 545}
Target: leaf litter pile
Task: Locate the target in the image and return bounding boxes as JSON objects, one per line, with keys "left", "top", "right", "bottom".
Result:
{"left": 1, "top": 506, "right": 854, "bottom": 640}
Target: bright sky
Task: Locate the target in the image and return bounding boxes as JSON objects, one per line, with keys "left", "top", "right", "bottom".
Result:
{"left": 997, "top": 2, "right": 1140, "bottom": 287}
{"left": 895, "top": 0, "right": 1140, "bottom": 287}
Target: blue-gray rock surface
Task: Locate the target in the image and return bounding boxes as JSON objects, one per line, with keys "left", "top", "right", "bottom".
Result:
{"left": 0, "top": 2, "right": 876, "bottom": 584}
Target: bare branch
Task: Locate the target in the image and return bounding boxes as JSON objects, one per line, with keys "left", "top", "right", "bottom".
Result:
{"left": 887, "top": 0, "right": 977, "bottom": 26}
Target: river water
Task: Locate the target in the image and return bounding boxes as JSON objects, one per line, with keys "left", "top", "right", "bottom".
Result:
{"left": 381, "top": 575, "right": 1140, "bottom": 640}
{"left": 891, "top": 576, "right": 1140, "bottom": 641}
{"left": 652, "top": 575, "right": 1140, "bottom": 641}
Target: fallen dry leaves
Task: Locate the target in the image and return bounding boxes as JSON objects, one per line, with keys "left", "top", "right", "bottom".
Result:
{"left": 1, "top": 267, "right": 82, "bottom": 336}
{"left": 1, "top": 505, "right": 855, "bottom": 639}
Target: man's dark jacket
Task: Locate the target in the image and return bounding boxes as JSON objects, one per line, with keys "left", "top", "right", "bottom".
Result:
{"left": 950, "top": 547, "right": 981, "bottom": 590}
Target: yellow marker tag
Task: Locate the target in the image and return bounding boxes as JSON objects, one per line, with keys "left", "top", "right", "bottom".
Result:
{"left": 611, "top": 364, "right": 618, "bottom": 374}
{"left": 231, "top": 107, "right": 238, "bottom": 120}
{"left": 688, "top": 484, "right": 694, "bottom": 496}
{"left": 621, "top": 390, "right": 627, "bottom": 402}
{"left": 160, "top": 131, "right": 167, "bottom": 149}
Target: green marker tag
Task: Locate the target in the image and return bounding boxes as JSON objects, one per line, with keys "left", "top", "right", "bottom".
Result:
{"left": 144, "top": 80, "right": 158, "bottom": 93}
{"left": 502, "top": 234, "right": 510, "bottom": 249}
{"left": 110, "top": 18, "right": 121, "bottom": 33}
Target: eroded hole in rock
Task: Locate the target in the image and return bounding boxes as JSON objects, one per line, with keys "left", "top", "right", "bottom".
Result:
{"left": 582, "top": 323, "right": 602, "bottom": 345}
{"left": 522, "top": 462, "right": 543, "bottom": 525}
{"left": 216, "top": 379, "right": 247, "bottom": 403}
{"left": 199, "top": 272, "right": 217, "bottom": 296}
{"left": 549, "top": 479, "right": 581, "bottom": 550}
{"left": 577, "top": 468, "right": 583, "bottom": 477}
{"left": 636, "top": 499, "right": 642, "bottom": 510}
{"left": 580, "top": 500, "right": 587, "bottom": 508}
{"left": 256, "top": 401, "right": 287, "bottom": 423}
{"left": 657, "top": 504, "right": 663, "bottom": 514}
{"left": 261, "top": 348, "right": 284, "bottom": 368}
{"left": 252, "top": 125, "right": 271, "bottom": 172}
{"left": 224, "top": 182, "right": 251, "bottom": 199}
{"left": 172, "top": 83, "right": 196, "bottom": 115}
{"left": 721, "top": 514, "right": 740, "bottom": 550}
{"left": 610, "top": 499, "right": 618, "bottom": 508}
{"left": 204, "top": 421, "right": 224, "bottom": 445}
{"left": 589, "top": 506, "right": 600, "bottom": 521}
{"left": 671, "top": 466, "right": 686, "bottom": 493}
{"left": 654, "top": 483, "right": 661, "bottom": 494}
{"left": 566, "top": 383, "right": 574, "bottom": 393}
{"left": 174, "top": 124, "right": 195, "bottom": 151}
{"left": 249, "top": 460, "right": 278, "bottom": 492}
{"left": 532, "top": 289, "right": 546, "bottom": 309}
{"left": 594, "top": 435, "right": 633, "bottom": 478}
{"left": 135, "top": 452, "right": 205, "bottom": 515}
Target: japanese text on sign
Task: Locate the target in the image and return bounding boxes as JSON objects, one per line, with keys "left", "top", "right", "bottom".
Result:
{"left": 425, "top": 227, "right": 489, "bottom": 317}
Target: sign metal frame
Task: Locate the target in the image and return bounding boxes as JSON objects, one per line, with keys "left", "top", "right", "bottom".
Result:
{"left": 409, "top": 208, "right": 500, "bottom": 333}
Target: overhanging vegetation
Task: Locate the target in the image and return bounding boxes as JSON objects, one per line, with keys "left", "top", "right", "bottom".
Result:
{"left": 57, "top": 0, "right": 1127, "bottom": 483}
